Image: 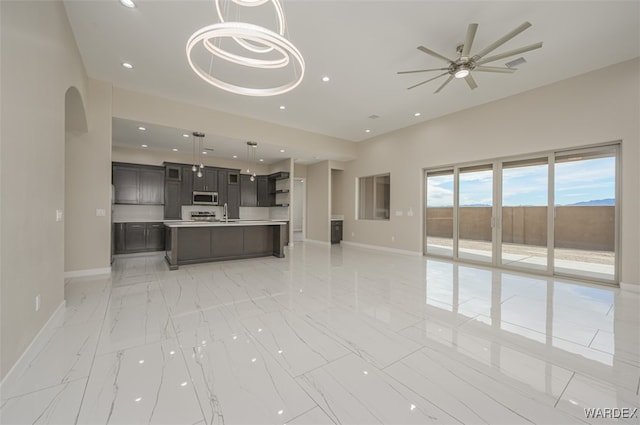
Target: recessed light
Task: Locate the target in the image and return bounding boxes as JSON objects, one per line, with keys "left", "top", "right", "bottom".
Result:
{"left": 138, "top": 126, "right": 146, "bottom": 131}
{"left": 279, "top": 105, "right": 286, "bottom": 110}
{"left": 365, "top": 129, "right": 371, "bottom": 133}
{"left": 322, "top": 76, "right": 330, "bottom": 82}
{"left": 121, "top": 62, "right": 134, "bottom": 69}
{"left": 259, "top": 159, "right": 264, "bottom": 162}
{"left": 279, "top": 149, "right": 285, "bottom": 153}
{"left": 141, "top": 144, "right": 148, "bottom": 148}
{"left": 202, "top": 151, "right": 207, "bottom": 155}
{"left": 182, "top": 133, "right": 189, "bottom": 138}
{"left": 232, "top": 155, "right": 238, "bottom": 159}
{"left": 172, "top": 148, "right": 178, "bottom": 152}
{"left": 414, "top": 112, "right": 421, "bottom": 117}
{"left": 119, "top": 0, "right": 136, "bottom": 8}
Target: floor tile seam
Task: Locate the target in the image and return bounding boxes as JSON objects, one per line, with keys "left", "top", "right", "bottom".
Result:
{"left": 378, "top": 356, "right": 489, "bottom": 425}
{"left": 417, "top": 344, "right": 571, "bottom": 409}
{"left": 300, "top": 355, "right": 389, "bottom": 425}
{"left": 73, "top": 281, "right": 114, "bottom": 425}
{"left": 413, "top": 346, "right": 554, "bottom": 423}
{"left": 553, "top": 371, "right": 575, "bottom": 408}
{"left": 157, "top": 284, "right": 213, "bottom": 425}
{"left": 440, "top": 321, "right": 630, "bottom": 386}
{"left": 0, "top": 376, "right": 89, "bottom": 404}
{"left": 291, "top": 352, "right": 353, "bottom": 380}
{"left": 567, "top": 369, "right": 640, "bottom": 399}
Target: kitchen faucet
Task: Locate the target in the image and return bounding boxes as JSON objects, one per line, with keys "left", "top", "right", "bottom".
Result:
{"left": 223, "top": 202, "right": 228, "bottom": 223}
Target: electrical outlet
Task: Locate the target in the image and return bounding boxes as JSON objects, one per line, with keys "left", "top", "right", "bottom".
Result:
{"left": 391, "top": 236, "right": 395, "bottom": 242}
{"left": 35, "top": 294, "right": 40, "bottom": 312}
{"left": 351, "top": 232, "right": 355, "bottom": 237}
{"left": 96, "top": 208, "right": 106, "bottom": 217}
{"left": 56, "top": 209, "right": 63, "bottom": 222}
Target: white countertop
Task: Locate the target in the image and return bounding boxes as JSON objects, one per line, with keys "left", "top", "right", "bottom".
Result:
{"left": 115, "top": 219, "right": 288, "bottom": 224}
{"left": 165, "top": 220, "right": 286, "bottom": 228}
{"left": 113, "top": 219, "right": 181, "bottom": 223}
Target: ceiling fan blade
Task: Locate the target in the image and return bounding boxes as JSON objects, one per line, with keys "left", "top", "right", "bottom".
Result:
{"left": 397, "top": 68, "right": 450, "bottom": 75}
{"left": 417, "top": 46, "right": 455, "bottom": 63}
{"left": 464, "top": 74, "right": 478, "bottom": 90}
{"left": 407, "top": 72, "right": 450, "bottom": 90}
{"left": 461, "top": 23, "right": 478, "bottom": 58}
{"left": 476, "top": 42, "right": 543, "bottom": 65}
{"left": 474, "top": 66, "right": 517, "bottom": 73}
{"left": 434, "top": 75, "right": 455, "bottom": 93}
{"left": 473, "top": 21, "right": 532, "bottom": 60}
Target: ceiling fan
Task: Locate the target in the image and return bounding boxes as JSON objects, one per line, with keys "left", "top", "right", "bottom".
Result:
{"left": 398, "top": 22, "right": 542, "bottom": 93}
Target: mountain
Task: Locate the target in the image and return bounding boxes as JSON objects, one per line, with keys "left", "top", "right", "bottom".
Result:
{"left": 567, "top": 198, "right": 615, "bottom": 206}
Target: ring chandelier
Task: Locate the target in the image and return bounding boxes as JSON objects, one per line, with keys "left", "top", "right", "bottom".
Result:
{"left": 186, "top": 0, "right": 305, "bottom": 97}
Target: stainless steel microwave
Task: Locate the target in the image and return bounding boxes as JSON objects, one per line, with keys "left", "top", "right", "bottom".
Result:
{"left": 193, "top": 191, "right": 218, "bottom": 205}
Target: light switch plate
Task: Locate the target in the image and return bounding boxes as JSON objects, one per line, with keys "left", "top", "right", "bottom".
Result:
{"left": 96, "top": 208, "right": 106, "bottom": 217}
{"left": 56, "top": 209, "right": 64, "bottom": 222}
{"left": 395, "top": 210, "right": 403, "bottom": 216}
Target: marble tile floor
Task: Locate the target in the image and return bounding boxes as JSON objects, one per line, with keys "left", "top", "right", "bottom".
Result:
{"left": 1, "top": 243, "right": 639, "bottom": 424}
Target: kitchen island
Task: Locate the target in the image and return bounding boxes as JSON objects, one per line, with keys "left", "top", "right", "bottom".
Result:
{"left": 164, "top": 221, "right": 287, "bottom": 270}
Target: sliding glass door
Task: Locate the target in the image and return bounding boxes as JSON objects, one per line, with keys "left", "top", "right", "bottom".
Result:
{"left": 554, "top": 149, "right": 617, "bottom": 281}
{"left": 425, "top": 170, "right": 454, "bottom": 257}
{"left": 500, "top": 158, "right": 549, "bottom": 271}
{"left": 424, "top": 144, "right": 619, "bottom": 284}
{"left": 458, "top": 165, "right": 494, "bottom": 263}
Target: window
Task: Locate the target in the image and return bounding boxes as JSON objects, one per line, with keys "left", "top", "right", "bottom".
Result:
{"left": 358, "top": 173, "right": 390, "bottom": 220}
{"left": 424, "top": 143, "right": 619, "bottom": 284}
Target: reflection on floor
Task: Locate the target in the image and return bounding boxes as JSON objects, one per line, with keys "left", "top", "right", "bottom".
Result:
{"left": 1, "top": 243, "right": 638, "bottom": 424}
{"left": 427, "top": 237, "right": 615, "bottom": 280}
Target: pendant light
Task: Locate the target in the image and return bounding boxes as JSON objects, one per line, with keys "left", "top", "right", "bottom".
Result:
{"left": 193, "top": 132, "right": 205, "bottom": 177}
{"left": 246, "top": 141, "right": 258, "bottom": 181}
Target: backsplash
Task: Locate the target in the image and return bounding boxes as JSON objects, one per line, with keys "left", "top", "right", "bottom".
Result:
{"left": 112, "top": 205, "right": 164, "bottom": 221}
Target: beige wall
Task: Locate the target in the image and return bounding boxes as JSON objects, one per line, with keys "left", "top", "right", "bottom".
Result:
{"left": 294, "top": 163, "right": 308, "bottom": 178}
{"left": 113, "top": 145, "right": 271, "bottom": 175}
{"left": 331, "top": 169, "right": 344, "bottom": 215}
{"left": 1, "top": 0, "right": 88, "bottom": 380}
{"left": 112, "top": 87, "right": 357, "bottom": 162}
{"left": 306, "top": 161, "right": 331, "bottom": 242}
{"left": 65, "top": 79, "right": 113, "bottom": 273}
{"left": 342, "top": 58, "right": 639, "bottom": 285}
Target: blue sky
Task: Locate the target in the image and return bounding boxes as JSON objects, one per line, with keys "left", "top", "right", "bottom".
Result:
{"left": 427, "top": 157, "right": 615, "bottom": 207}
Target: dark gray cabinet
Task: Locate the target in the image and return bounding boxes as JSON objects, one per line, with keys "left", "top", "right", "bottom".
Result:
{"left": 218, "top": 169, "right": 240, "bottom": 219}
{"left": 113, "top": 163, "right": 164, "bottom": 205}
{"left": 146, "top": 223, "right": 165, "bottom": 250}
{"left": 164, "top": 164, "right": 193, "bottom": 219}
{"left": 331, "top": 220, "right": 343, "bottom": 244}
{"left": 139, "top": 168, "right": 164, "bottom": 204}
{"left": 193, "top": 167, "right": 218, "bottom": 192}
{"left": 125, "top": 223, "right": 147, "bottom": 251}
{"left": 257, "top": 176, "right": 270, "bottom": 207}
{"left": 114, "top": 222, "right": 166, "bottom": 254}
{"left": 112, "top": 166, "right": 139, "bottom": 204}
{"left": 240, "top": 174, "right": 257, "bottom": 207}
{"left": 164, "top": 180, "right": 181, "bottom": 219}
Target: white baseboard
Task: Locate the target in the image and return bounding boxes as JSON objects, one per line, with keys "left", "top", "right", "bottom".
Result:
{"left": 0, "top": 301, "right": 66, "bottom": 392}
{"left": 341, "top": 241, "right": 422, "bottom": 256}
{"left": 620, "top": 281, "right": 640, "bottom": 294}
{"left": 304, "top": 239, "right": 331, "bottom": 246}
{"left": 64, "top": 267, "right": 111, "bottom": 278}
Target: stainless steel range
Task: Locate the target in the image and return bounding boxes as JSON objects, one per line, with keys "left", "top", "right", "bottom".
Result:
{"left": 190, "top": 211, "right": 217, "bottom": 222}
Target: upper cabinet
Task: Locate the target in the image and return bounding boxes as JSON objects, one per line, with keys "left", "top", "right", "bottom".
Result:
{"left": 164, "top": 163, "right": 195, "bottom": 220}
{"left": 240, "top": 174, "right": 258, "bottom": 207}
{"left": 113, "top": 163, "right": 165, "bottom": 205}
{"left": 193, "top": 167, "right": 218, "bottom": 192}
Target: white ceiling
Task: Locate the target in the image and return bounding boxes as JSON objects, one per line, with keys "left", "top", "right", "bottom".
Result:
{"left": 64, "top": 0, "right": 639, "bottom": 161}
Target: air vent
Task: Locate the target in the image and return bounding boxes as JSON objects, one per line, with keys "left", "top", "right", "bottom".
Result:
{"left": 368, "top": 114, "right": 380, "bottom": 119}
{"left": 505, "top": 57, "right": 527, "bottom": 68}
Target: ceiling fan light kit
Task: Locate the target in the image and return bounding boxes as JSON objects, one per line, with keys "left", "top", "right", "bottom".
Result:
{"left": 399, "top": 21, "right": 542, "bottom": 93}
{"left": 186, "top": 0, "right": 305, "bottom": 96}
